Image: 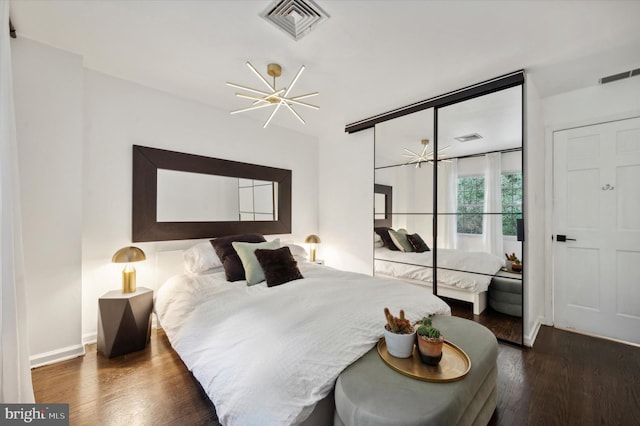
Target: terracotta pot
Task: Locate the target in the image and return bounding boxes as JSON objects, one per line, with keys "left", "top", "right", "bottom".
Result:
{"left": 512, "top": 263, "right": 522, "bottom": 272}
{"left": 384, "top": 328, "right": 416, "bottom": 358}
{"left": 417, "top": 335, "right": 444, "bottom": 357}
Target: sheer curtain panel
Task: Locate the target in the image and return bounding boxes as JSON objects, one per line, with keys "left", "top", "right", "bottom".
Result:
{"left": 0, "top": 1, "right": 35, "bottom": 403}
{"left": 482, "top": 153, "right": 503, "bottom": 257}
{"left": 442, "top": 159, "right": 458, "bottom": 249}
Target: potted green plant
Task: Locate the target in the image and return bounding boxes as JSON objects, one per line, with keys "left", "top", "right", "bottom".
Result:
{"left": 383, "top": 307, "right": 416, "bottom": 358}
{"left": 416, "top": 317, "right": 445, "bottom": 365}
{"left": 505, "top": 252, "right": 521, "bottom": 272}
{"left": 511, "top": 258, "right": 522, "bottom": 272}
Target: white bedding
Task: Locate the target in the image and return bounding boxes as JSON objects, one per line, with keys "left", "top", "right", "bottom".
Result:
{"left": 155, "top": 261, "right": 450, "bottom": 426}
{"left": 374, "top": 247, "right": 505, "bottom": 293}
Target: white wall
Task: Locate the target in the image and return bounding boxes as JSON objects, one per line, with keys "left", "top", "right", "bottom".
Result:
{"left": 12, "top": 38, "right": 320, "bottom": 362}
{"left": 319, "top": 129, "right": 373, "bottom": 275}
{"left": 524, "top": 75, "right": 545, "bottom": 346}
{"left": 542, "top": 76, "right": 640, "bottom": 327}
{"left": 12, "top": 38, "right": 85, "bottom": 366}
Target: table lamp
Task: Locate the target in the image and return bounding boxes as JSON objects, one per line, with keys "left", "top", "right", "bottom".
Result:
{"left": 304, "top": 234, "right": 321, "bottom": 262}
{"left": 112, "top": 246, "right": 146, "bottom": 293}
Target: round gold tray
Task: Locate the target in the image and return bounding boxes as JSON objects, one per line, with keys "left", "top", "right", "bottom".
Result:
{"left": 377, "top": 338, "right": 471, "bottom": 383}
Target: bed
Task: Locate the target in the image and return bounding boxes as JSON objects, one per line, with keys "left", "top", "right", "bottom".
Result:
{"left": 374, "top": 246, "right": 505, "bottom": 315}
{"left": 155, "top": 242, "right": 451, "bottom": 426}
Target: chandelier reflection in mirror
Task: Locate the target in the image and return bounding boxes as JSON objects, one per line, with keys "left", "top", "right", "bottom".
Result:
{"left": 403, "top": 139, "right": 451, "bottom": 168}
{"left": 226, "top": 62, "right": 319, "bottom": 128}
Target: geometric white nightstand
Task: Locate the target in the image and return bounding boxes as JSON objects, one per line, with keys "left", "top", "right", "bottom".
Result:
{"left": 97, "top": 287, "right": 153, "bottom": 358}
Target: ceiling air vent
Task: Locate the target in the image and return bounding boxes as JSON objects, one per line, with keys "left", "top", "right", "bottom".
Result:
{"left": 260, "top": 0, "right": 329, "bottom": 41}
{"left": 454, "top": 133, "right": 483, "bottom": 143}
{"left": 599, "top": 68, "right": 640, "bottom": 84}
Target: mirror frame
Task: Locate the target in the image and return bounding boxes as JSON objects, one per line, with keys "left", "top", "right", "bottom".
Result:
{"left": 132, "top": 145, "right": 292, "bottom": 242}
{"left": 374, "top": 184, "right": 393, "bottom": 228}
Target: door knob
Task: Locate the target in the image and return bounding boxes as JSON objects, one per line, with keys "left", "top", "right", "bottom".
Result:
{"left": 556, "top": 235, "right": 576, "bottom": 242}
{"left": 601, "top": 184, "right": 614, "bottom": 190}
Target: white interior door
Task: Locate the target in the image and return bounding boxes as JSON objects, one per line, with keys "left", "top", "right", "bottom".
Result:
{"left": 553, "top": 116, "right": 640, "bottom": 344}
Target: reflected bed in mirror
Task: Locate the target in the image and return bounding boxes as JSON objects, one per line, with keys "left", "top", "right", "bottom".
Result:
{"left": 132, "top": 145, "right": 291, "bottom": 242}
{"left": 374, "top": 184, "right": 392, "bottom": 228}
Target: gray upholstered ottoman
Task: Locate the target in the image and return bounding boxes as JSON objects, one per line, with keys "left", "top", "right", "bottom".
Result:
{"left": 334, "top": 316, "right": 498, "bottom": 426}
{"left": 488, "top": 271, "right": 522, "bottom": 317}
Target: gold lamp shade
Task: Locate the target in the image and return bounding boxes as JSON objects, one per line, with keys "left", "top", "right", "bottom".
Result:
{"left": 112, "top": 246, "right": 146, "bottom": 293}
{"left": 304, "top": 234, "right": 321, "bottom": 262}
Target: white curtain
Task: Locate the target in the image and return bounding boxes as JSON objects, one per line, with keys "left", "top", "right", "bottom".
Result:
{"left": 483, "top": 153, "right": 503, "bottom": 257}
{"left": 1, "top": 2, "right": 35, "bottom": 403}
{"left": 441, "top": 159, "right": 458, "bottom": 249}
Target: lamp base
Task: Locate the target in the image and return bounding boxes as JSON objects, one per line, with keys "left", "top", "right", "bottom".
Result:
{"left": 309, "top": 248, "right": 317, "bottom": 262}
{"left": 122, "top": 266, "right": 136, "bottom": 293}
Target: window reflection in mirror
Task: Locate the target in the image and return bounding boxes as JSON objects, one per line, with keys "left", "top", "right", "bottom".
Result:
{"left": 238, "top": 179, "right": 277, "bottom": 221}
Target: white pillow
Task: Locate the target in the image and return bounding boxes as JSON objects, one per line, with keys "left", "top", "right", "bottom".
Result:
{"left": 183, "top": 241, "right": 222, "bottom": 274}
{"left": 284, "top": 243, "right": 308, "bottom": 259}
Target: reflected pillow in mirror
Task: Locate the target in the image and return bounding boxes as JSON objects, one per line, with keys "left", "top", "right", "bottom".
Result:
{"left": 184, "top": 242, "right": 223, "bottom": 274}
{"left": 407, "top": 233, "right": 430, "bottom": 253}
{"left": 388, "top": 229, "right": 414, "bottom": 252}
{"left": 232, "top": 239, "right": 281, "bottom": 285}
{"left": 211, "top": 233, "right": 267, "bottom": 281}
{"left": 254, "top": 246, "right": 304, "bottom": 287}
{"left": 374, "top": 227, "right": 399, "bottom": 251}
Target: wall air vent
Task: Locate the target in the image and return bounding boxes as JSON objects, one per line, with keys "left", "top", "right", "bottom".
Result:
{"left": 454, "top": 133, "right": 483, "bottom": 143}
{"left": 260, "top": 0, "right": 329, "bottom": 41}
{"left": 599, "top": 68, "right": 640, "bottom": 84}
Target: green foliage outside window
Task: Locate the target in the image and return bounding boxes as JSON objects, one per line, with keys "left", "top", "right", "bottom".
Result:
{"left": 456, "top": 173, "right": 522, "bottom": 236}
{"left": 501, "top": 173, "right": 523, "bottom": 236}
{"left": 457, "top": 176, "right": 484, "bottom": 234}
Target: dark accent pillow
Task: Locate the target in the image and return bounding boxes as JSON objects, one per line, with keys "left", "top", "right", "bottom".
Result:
{"left": 407, "top": 233, "right": 430, "bottom": 253}
{"left": 254, "top": 246, "right": 304, "bottom": 287}
{"left": 210, "top": 233, "right": 266, "bottom": 281}
{"left": 374, "top": 227, "right": 399, "bottom": 251}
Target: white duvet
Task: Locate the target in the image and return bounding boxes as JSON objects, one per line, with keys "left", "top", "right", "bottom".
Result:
{"left": 155, "top": 261, "right": 450, "bottom": 426}
{"left": 374, "top": 247, "right": 505, "bottom": 292}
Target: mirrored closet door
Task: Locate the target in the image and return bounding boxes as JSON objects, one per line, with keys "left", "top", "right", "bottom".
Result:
{"left": 373, "top": 74, "right": 524, "bottom": 345}
{"left": 434, "top": 86, "right": 523, "bottom": 344}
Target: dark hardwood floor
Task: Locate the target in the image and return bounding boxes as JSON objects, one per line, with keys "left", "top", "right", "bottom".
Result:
{"left": 32, "top": 327, "right": 640, "bottom": 426}
{"left": 444, "top": 296, "right": 523, "bottom": 344}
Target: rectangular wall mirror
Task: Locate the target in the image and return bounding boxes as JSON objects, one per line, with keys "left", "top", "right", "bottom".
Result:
{"left": 132, "top": 145, "right": 291, "bottom": 242}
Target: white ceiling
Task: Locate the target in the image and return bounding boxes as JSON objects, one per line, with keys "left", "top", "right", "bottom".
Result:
{"left": 9, "top": 0, "right": 640, "bottom": 139}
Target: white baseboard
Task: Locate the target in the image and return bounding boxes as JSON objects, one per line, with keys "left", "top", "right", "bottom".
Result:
{"left": 524, "top": 316, "right": 542, "bottom": 347}
{"left": 31, "top": 315, "right": 162, "bottom": 368}
{"left": 83, "top": 332, "right": 97, "bottom": 346}
{"left": 30, "top": 344, "right": 86, "bottom": 369}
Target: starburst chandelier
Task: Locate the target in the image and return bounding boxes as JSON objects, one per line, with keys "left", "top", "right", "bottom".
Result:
{"left": 226, "top": 62, "right": 319, "bottom": 128}
{"left": 403, "top": 139, "right": 451, "bottom": 168}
